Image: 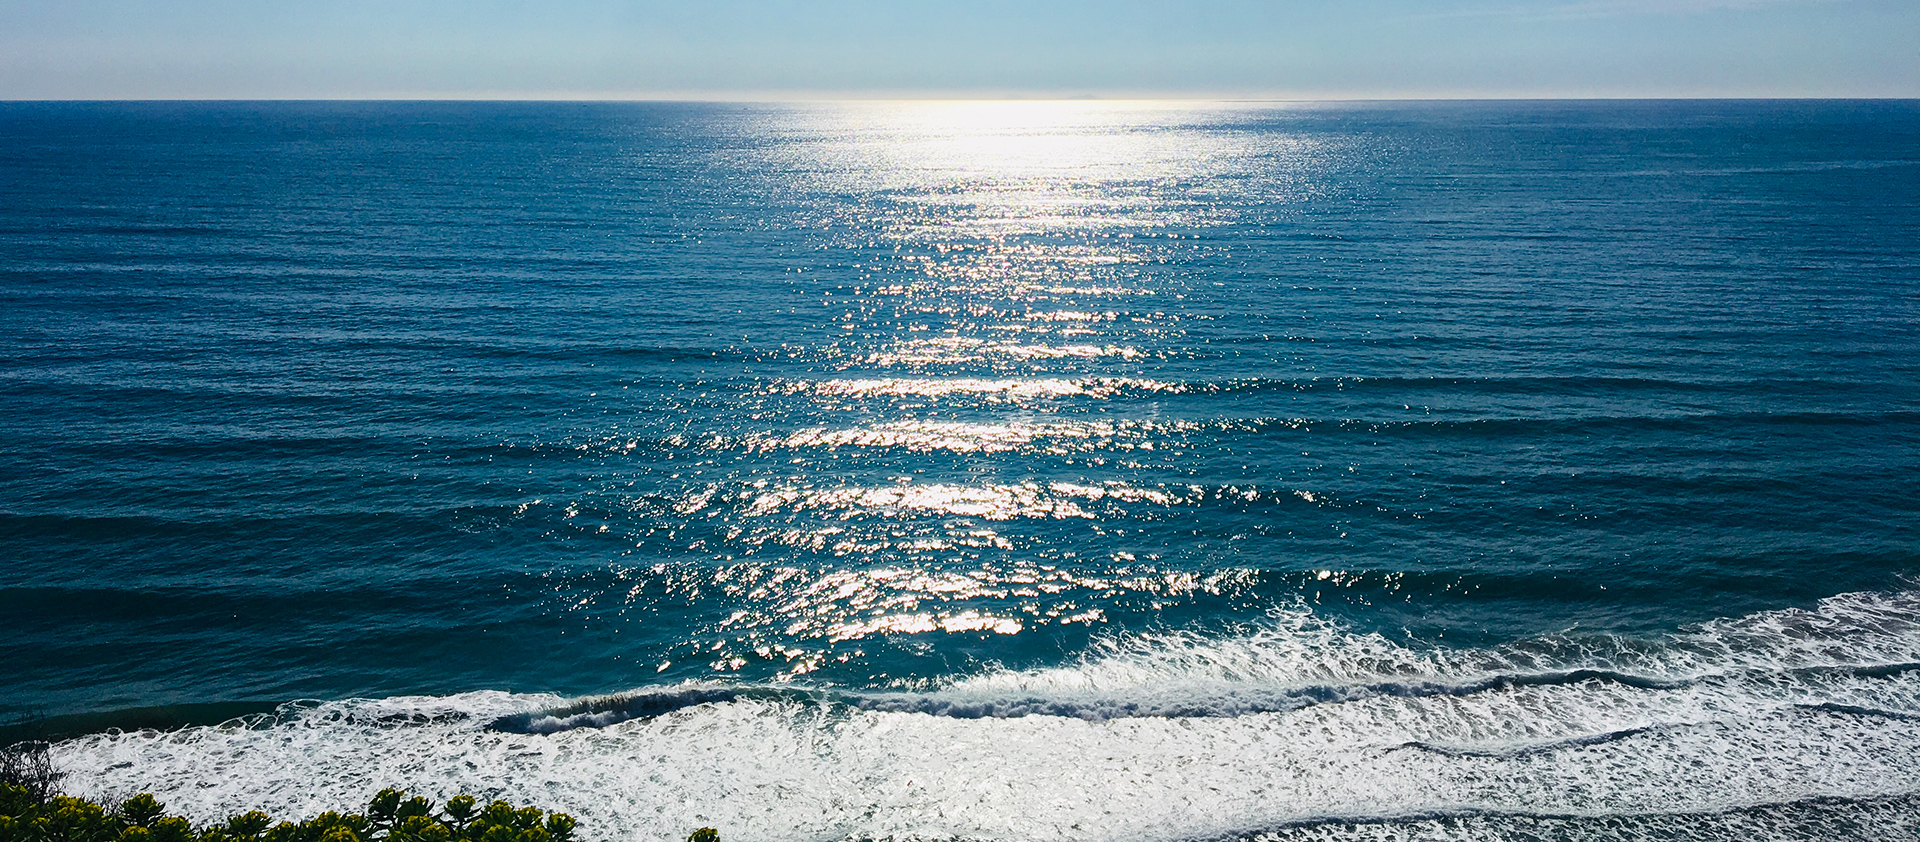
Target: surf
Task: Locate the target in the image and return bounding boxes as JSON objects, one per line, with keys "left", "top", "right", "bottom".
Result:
{"left": 48, "top": 590, "right": 1920, "bottom": 842}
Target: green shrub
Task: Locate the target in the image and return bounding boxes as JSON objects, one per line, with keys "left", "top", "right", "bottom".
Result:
{"left": 0, "top": 786, "right": 576, "bottom": 842}
{"left": 0, "top": 744, "right": 61, "bottom": 805}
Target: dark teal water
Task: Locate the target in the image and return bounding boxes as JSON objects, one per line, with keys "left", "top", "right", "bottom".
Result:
{"left": 3, "top": 100, "right": 1920, "bottom": 840}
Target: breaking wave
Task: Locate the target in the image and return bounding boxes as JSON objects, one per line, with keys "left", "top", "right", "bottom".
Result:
{"left": 49, "top": 589, "right": 1920, "bottom": 842}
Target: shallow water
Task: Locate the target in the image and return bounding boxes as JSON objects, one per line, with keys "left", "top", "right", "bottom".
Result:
{"left": 3, "top": 100, "right": 1919, "bottom": 840}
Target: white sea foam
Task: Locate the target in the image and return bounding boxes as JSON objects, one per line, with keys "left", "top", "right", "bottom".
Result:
{"left": 51, "top": 590, "right": 1920, "bottom": 842}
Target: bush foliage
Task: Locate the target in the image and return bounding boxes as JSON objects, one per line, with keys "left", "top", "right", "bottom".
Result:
{"left": 0, "top": 785, "right": 577, "bottom": 842}
{"left": 0, "top": 744, "right": 61, "bottom": 805}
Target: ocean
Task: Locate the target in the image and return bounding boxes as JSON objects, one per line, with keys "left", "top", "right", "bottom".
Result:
{"left": 2, "top": 99, "right": 1918, "bottom": 840}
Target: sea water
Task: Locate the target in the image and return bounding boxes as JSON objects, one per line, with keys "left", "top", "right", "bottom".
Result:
{"left": 2, "top": 100, "right": 1918, "bottom": 840}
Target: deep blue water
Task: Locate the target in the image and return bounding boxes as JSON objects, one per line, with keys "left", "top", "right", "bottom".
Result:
{"left": 3, "top": 100, "right": 1920, "bottom": 840}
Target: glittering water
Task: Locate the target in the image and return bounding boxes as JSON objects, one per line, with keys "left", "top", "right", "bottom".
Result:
{"left": 3, "top": 100, "right": 1919, "bottom": 840}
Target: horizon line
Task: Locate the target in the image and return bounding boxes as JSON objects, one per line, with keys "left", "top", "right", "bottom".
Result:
{"left": 5, "top": 94, "right": 1919, "bottom": 104}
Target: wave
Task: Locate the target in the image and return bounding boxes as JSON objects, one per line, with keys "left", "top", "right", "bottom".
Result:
{"left": 771, "top": 373, "right": 1893, "bottom": 402}
{"left": 484, "top": 668, "right": 1707, "bottom": 734}
{"left": 47, "top": 589, "right": 1920, "bottom": 842}
{"left": 773, "top": 377, "right": 1186, "bottom": 400}
{"left": 1223, "top": 794, "right": 1920, "bottom": 842}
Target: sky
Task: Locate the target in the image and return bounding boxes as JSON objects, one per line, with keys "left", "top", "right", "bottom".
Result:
{"left": 0, "top": 0, "right": 1915, "bottom": 99}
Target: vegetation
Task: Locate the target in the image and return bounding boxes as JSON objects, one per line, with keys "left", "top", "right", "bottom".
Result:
{"left": 0, "top": 743, "right": 61, "bottom": 805}
{"left": 0, "top": 738, "right": 718, "bottom": 842}
{"left": 0, "top": 741, "right": 577, "bottom": 842}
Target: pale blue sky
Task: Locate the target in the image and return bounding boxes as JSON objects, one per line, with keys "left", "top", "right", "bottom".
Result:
{"left": 1, "top": 0, "right": 1915, "bottom": 99}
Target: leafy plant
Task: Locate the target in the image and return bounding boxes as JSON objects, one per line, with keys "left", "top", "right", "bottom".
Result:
{"left": 0, "top": 785, "right": 576, "bottom": 842}
{"left": 0, "top": 743, "right": 61, "bottom": 805}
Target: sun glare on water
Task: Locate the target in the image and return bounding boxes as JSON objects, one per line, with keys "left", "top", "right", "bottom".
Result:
{"left": 637, "top": 101, "right": 1330, "bottom": 660}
